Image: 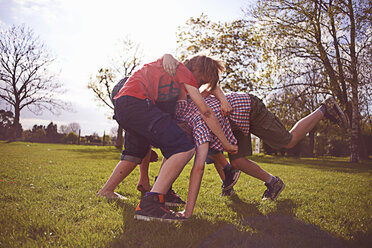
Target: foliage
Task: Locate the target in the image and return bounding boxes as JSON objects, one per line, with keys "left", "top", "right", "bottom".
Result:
{"left": 176, "top": 14, "right": 274, "bottom": 94}
{"left": 0, "top": 109, "right": 19, "bottom": 139}
{"left": 102, "top": 134, "right": 112, "bottom": 145}
{"left": 62, "top": 132, "right": 79, "bottom": 144}
{"left": 0, "top": 142, "right": 371, "bottom": 247}
{"left": 0, "top": 25, "right": 70, "bottom": 128}
{"left": 249, "top": 0, "right": 372, "bottom": 162}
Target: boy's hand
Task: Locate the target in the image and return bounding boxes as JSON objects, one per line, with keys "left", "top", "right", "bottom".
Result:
{"left": 224, "top": 144, "right": 238, "bottom": 154}
{"left": 221, "top": 101, "right": 233, "bottom": 117}
{"left": 163, "top": 54, "right": 179, "bottom": 77}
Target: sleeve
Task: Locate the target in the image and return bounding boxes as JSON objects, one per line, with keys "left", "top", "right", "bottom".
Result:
{"left": 174, "top": 100, "right": 188, "bottom": 122}
{"left": 174, "top": 63, "right": 199, "bottom": 88}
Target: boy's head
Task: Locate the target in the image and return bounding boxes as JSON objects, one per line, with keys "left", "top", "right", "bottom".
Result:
{"left": 184, "top": 55, "right": 225, "bottom": 91}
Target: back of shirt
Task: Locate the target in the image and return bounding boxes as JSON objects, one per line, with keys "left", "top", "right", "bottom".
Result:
{"left": 114, "top": 58, "right": 198, "bottom": 103}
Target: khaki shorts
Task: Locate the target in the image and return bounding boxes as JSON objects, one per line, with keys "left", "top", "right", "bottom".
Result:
{"left": 229, "top": 94, "right": 292, "bottom": 160}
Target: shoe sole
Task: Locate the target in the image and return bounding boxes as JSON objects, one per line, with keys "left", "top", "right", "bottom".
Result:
{"left": 333, "top": 101, "right": 349, "bottom": 128}
{"left": 165, "top": 202, "right": 185, "bottom": 207}
{"left": 134, "top": 214, "right": 184, "bottom": 223}
{"left": 222, "top": 170, "right": 241, "bottom": 191}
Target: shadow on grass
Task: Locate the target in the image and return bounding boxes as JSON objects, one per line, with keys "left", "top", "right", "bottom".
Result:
{"left": 105, "top": 196, "right": 368, "bottom": 248}
{"left": 252, "top": 155, "right": 372, "bottom": 174}
{"left": 196, "top": 195, "right": 347, "bottom": 248}
{"left": 107, "top": 201, "right": 234, "bottom": 248}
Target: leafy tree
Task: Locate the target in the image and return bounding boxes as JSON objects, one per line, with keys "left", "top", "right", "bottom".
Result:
{"left": 0, "top": 25, "right": 70, "bottom": 137}
{"left": 45, "top": 122, "right": 62, "bottom": 143}
{"left": 0, "top": 109, "right": 14, "bottom": 139}
{"left": 87, "top": 37, "right": 143, "bottom": 149}
{"left": 63, "top": 132, "right": 79, "bottom": 144}
{"left": 249, "top": 0, "right": 372, "bottom": 162}
{"left": 176, "top": 14, "right": 273, "bottom": 94}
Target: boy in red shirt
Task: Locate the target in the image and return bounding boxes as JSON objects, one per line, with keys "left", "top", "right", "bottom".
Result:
{"left": 97, "top": 54, "right": 237, "bottom": 222}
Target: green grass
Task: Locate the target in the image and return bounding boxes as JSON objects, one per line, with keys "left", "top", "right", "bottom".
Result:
{"left": 0, "top": 141, "right": 371, "bottom": 247}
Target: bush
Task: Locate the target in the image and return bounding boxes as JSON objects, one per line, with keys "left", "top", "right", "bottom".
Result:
{"left": 63, "top": 132, "right": 79, "bottom": 144}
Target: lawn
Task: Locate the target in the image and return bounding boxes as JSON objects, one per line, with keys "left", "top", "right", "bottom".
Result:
{"left": 0, "top": 141, "right": 371, "bottom": 247}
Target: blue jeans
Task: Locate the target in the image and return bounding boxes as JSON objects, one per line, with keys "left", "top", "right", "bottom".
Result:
{"left": 114, "top": 96, "right": 194, "bottom": 163}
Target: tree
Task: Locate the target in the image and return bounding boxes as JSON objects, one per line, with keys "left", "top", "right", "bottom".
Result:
{"left": 0, "top": 25, "right": 69, "bottom": 138}
{"left": 87, "top": 37, "right": 143, "bottom": 149}
{"left": 176, "top": 14, "right": 274, "bottom": 94}
{"left": 68, "top": 122, "right": 80, "bottom": 134}
{"left": 250, "top": 0, "right": 372, "bottom": 162}
{"left": 0, "top": 109, "right": 14, "bottom": 139}
{"left": 59, "top": 124, "right": 70, "bottom": 134}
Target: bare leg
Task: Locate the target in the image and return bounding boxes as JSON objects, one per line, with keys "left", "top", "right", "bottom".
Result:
{"left": 230, "top": 157, "right": 272, "bottom": 183}
{"left": 97, "top": 160, "right": 137, "bottom": 198}
{"left": 210, "top": 153, "right": 226, "bottom": 181}
{"left": 137, "top": 149, "right": 151, "bottom": 193}
{"left": 151, "top": 148, "right": 195, "bottom": 194}
{"left": 285, "top": 109, "right": 323, "bottom": 148}
{"left": 183, "top": 143, "right": 209, "bottom": 218}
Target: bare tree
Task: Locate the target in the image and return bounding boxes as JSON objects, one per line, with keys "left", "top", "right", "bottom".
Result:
{"left": 87, "top": 37, "right": 143, "bottom": 149}
{"left": 59, "top": 124, "right": 70, "bottom": 134}
{"left": 0, "top": 25, "right": 68, "bottom": 136}
{"left": 68, "top": 122, "right": 81, "bottom": 134}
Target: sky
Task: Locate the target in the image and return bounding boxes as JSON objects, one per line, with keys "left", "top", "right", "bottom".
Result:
{"left": 0, "top": 0, "right": 252, "bottom": 136}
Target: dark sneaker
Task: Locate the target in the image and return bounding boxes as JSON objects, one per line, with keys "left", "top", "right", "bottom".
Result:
{"left": 220, "top": 187, "right": 235, "bottom": 197}
{"left": 222, "top": 166, "right": 241, "bottom": 191}
{"left": 134, "top": 193, "right": 185, "bottom": 223}
{"left": 164, "top": 189, "right": 186, "bottom": 207}
{"left": 322, "top": 96, "right": 349, "bottom": 128}
{"left": 262, "top": 176, "right": 285, "bottom": 201}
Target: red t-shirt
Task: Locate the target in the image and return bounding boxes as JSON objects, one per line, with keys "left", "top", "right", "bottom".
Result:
{"left": 114, "top": 58, "right": 199, "bottom": 103}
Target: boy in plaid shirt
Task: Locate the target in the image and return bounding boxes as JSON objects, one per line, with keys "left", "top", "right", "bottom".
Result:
{"left": 175, "top": 91, "right": 348, "bottom": 218}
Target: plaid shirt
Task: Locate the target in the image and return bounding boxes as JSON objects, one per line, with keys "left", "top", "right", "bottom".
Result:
{"left": 175, "top": 93, "right": 251, "bottom": 151}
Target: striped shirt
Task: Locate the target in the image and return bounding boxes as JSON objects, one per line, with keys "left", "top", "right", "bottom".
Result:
{"left": 175, "top": 93, "right": 251, "bottom": 151}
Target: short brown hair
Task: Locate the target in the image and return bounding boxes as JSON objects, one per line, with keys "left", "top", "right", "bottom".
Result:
{"left": 184, "top": 55, "right": 225, "bottom": 91}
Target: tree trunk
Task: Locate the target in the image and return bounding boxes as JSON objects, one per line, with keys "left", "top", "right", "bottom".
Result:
{"left": 350, "top": 86, "right": 360, "bottom": 162}
{"left": 115, "top": 125, "right": 124, "bottom": 149}
{"left": 308, "top": 128, "right": 316, "bottom": 157}
{"left": 348, "top": 0, "right": 360, "bottom": 163}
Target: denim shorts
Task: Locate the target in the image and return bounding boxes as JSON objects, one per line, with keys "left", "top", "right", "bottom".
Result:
{"left": 114, "top": 96, "right": 195, "bottom": 163}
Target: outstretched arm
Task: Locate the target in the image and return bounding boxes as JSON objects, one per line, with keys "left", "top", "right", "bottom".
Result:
{"left": 184, "top": 83, "right": 238, "bottom": 154}
{"left": 181, "top": 142, "right": 209, "bottom": 218}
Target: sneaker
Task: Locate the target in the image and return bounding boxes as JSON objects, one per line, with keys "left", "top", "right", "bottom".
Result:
{"left": 164, "top": 189, "right": 186, "bottom": 207}
{"left": 220, "top": 187, "right": 235, "bottom": 197}
{"left": 222, "top": 166, "right": 241, "bottom": 191}
{"left": 262, "top": 176, "right": 285, "bottom": 201}
{"left": 321, "top": 96, "right": 349, "bottom": 128}
{"left": 134, "top": 193, "right": 185, "bottom": 223}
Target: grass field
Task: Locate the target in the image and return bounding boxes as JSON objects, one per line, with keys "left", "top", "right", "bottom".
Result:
{"left": 0, "top": 141, "right": 371, "bottom": 247}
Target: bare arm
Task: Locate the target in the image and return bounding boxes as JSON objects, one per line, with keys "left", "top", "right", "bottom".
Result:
{"left": 210, "top": 86, "right": 232, "bottom": 117}
{"left": 184, "top": 84, "right": 238, "bottom": 154}
{"left": 181, "top": 142, "right": 209, "bottom": 218}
